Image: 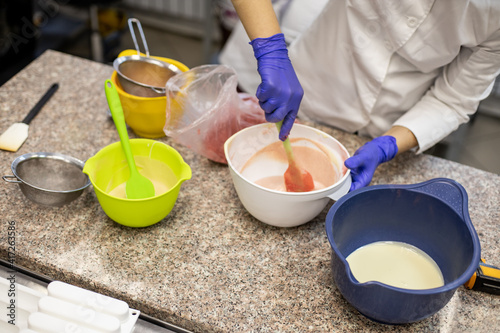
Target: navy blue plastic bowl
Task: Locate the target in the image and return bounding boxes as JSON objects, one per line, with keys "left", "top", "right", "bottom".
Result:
{"left": 325, "top": 178, "right": 481, "bottom": 324}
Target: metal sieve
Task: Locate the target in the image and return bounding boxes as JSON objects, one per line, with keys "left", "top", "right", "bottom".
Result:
{"left": 113, "top": 18, "right": 182, "bottom": 97}
{"left": 3, "top": 152, "right": 91, "bottom": 206}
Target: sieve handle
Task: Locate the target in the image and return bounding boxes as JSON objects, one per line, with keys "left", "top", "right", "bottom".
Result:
{"left": 150, "top": 87, "right": 166, "bottom": 94}
{"left": 2, "top": 175, "right": 21, "bottom": 183}
{"left": 128, "top": 18, "right": 149, "bottom": 57}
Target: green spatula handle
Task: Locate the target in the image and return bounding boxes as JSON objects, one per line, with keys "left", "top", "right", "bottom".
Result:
{"left": 275, "top": 120, "right": 296, "bottom": 164}
{"left": 104, "top": 80, "right": 139, "bottom": 177}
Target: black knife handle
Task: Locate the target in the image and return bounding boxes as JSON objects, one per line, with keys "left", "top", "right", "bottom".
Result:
{"left": 22, "top": 83, "right": 59, "bottom": 125}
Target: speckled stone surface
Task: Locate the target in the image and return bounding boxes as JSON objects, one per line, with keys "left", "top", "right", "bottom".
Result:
{"left": 0, "top": 50, "right": 498, "bottom": 332}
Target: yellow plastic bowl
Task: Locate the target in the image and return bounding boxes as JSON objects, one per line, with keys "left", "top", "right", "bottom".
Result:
{"left": 83, "top": 139, "right": 192, "bottom": 227}
{"left": 111, "top": 50, "right": 189, "bottom": 138}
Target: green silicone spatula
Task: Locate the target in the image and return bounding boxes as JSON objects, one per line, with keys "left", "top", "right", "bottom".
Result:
{"left": 104, "top": 79, "right": 155, "bottom": 199}
{"left": 275, "top": 121, "right": 315, "bottom": 192}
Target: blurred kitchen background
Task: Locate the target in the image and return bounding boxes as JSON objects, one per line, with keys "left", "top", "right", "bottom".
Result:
{"left": 1, "top": 0, "right": 499, "bottom": 174}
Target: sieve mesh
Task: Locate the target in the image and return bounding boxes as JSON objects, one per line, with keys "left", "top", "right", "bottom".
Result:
{"left": 119, "top": 60, "right": 177, "bottom": 88}
{"left": 17, "top": 157, "right": 88, "bottom": 192}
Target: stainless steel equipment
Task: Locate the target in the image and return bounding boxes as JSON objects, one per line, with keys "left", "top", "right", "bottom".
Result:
{"left": 0, "top": 260, "right": 190, "bottom": 333}
{"left": 113, "top": 18, "right": 182, "bottom": 97}
{"left": 3, "top": 152, "right": 91, "bottom": 206}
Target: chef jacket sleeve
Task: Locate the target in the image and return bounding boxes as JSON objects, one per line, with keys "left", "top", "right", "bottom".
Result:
{"left": 393, "top": 28, "right": 500, "bottom": 154}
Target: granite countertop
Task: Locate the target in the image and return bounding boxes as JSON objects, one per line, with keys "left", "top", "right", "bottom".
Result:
{"left": 0, "top": 50, "right": 498, "bottom": 332}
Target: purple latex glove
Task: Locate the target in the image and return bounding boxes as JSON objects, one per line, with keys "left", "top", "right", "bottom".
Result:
{"left": 344, "top": 136, "right": 398, "bottom": 191}
{"left": 250, "top": 33, "right": 303, "bottom": 141}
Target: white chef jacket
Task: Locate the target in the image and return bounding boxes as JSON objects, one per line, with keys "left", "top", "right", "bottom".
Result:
{"left": 289, "top": 0, "right": 500, "bottom": 153}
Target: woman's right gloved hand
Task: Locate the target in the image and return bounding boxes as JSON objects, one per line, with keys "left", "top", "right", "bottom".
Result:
{"left": 250, "top": 33, "right": 304, "bottom": 141}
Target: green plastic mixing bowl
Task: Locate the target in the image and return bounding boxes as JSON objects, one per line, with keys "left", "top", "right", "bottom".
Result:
{"left": 83, "top": 139, "right": 191, "bottom": 227}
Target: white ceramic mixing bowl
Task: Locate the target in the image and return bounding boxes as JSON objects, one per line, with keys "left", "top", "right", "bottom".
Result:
{"left": 224, "top": 123, "right": 351, "bottom": 227}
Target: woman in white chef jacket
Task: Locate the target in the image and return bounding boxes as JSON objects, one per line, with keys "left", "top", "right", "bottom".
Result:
{"left": 225, "top": 0, "right": 500, "bottom": 190}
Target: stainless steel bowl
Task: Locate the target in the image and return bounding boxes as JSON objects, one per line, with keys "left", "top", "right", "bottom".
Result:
{"left": 3, "top": 152, "right": 91, "bottom": 206}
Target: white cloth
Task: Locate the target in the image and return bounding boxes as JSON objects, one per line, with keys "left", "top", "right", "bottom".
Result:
{"left": 289, "top": 0, "right": 500, "bottom": 153}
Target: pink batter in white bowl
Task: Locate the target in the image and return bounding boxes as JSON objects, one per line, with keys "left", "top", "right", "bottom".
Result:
{"left": 224, "top": 123, "right": 351, "bottom": 227}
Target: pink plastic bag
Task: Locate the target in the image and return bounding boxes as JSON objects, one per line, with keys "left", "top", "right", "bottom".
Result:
{"left": 163, "top": 65, "right": 266, "bottom": 164}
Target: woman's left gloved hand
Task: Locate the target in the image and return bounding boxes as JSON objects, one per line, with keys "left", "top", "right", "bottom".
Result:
{"left": 344, "top": 136, "right": 398, "bottom": 191}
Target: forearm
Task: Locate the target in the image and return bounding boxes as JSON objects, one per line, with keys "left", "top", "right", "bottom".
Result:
{"left": 231, "top": 0, "right": 281, "bottom": 40}
{"left": 383, "top": 125, "right": 418, "bottom": 155}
